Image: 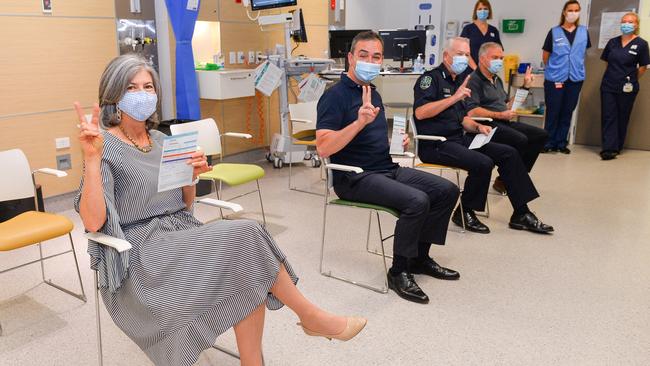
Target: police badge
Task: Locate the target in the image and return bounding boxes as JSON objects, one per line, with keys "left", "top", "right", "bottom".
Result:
{"left": 420, "top": 75, "right": 432, "bottom": 90}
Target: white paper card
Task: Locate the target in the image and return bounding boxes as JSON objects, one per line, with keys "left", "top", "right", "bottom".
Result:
{"left": 510, "top": 88, "right": 529, "bottom": 111}
{"left": 157, "top": 131, "right": 198, "bottom": 192}
{"left": 254, "top": 61, "right": 283, "bottom": 96}
{"left": 298, "top": 73, "right": 326, "bottom": 102}
{"left": 186, "top": 0, "right": 199, "bottom": 11}
{"left": 468, "top": 127, "right": 497, "bottom": 150}
{"left": 389, "top": 115, "right": 407, "bottom": 155}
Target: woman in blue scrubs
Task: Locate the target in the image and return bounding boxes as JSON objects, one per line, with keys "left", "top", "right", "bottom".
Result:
{"left": 541, "top": 0, "right": 590, "bottom": 154}
{"left": 460, "top": 0, "right": 502, "bottom": 70}
{"left": 599, "top": 13, "right": 649, "bottom": 160}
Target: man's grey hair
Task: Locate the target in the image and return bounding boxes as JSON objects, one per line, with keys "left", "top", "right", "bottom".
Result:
{"left": 478, "top": 42, "right": 504, "bottom": 58}
{"left": 98, "top": 54, "right": 161, "bottom": 130}
{"left": 444, "top": 37, "right": 470, "bottom": 53}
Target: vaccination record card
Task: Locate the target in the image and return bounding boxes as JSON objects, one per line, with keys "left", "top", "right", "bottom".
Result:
{"left": 157, "top": 131, "right": 198, "bottom": 192}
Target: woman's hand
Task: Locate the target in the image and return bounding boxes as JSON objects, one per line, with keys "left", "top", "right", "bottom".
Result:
{"left": 188, "top": 148, "right": 211, "bottom": 181}
{"left": 74, "top": 102, "right": 104, "bottom": 161}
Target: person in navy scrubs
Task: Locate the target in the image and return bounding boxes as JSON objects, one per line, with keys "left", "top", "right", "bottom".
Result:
{"left": 541, "top": 0, "right": 591, "bottom": 154}
{"left": 599, "top": 12, "right": 649, "bottom": 160}
{"left": 460, "top": 0, "right": 502, "bottom": 70}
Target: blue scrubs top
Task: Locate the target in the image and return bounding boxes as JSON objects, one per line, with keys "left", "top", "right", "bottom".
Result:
{"left": 316, "top": 73, "right": 397, "bottom": 183}
{"left": 460, "top": 23, "right": 502, "bottom": 65}
{"left": 601, "top": 36, "right": 650, "bottom": 93}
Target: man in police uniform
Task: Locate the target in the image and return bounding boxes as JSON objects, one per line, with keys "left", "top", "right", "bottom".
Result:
{"left": 412, "top": 37, "right": 553, "bottom": 234}
{"left": 316, "top": 31, "right": 460, "bottom": 304}
{"left": 465, "top": 42, "right": 549, "bottom": 193}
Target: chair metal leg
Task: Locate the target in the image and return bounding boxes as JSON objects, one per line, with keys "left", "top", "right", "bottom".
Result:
{"left": 456, "top": 170, "right": 466, "bottom": 233}
{"left": 211, "top": 345, "right": 265, "bottom": 366}
{"left": 42, "top": 233, "right": 87, "bottom": 302}
{"left": 95, "top": 272, "right": 103, "bottom": 366}
{"left": 213, "top": 180, "right": 224, "bottom": 220}
{"left": 374, "top": 211, "right": 389, "bottom": 291}
{"left": 256, "top": 180, "right": 266, "bottom": 226}
{"left": 38, "top": 242, "right": 46, "bottom": 280}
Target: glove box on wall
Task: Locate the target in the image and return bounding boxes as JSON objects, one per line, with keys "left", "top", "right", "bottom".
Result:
{"left": 196, "top": 69, "right": 255, "bottom": 100}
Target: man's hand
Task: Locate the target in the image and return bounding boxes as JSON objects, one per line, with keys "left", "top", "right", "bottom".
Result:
{"left": 478, "top": 124, "right": 492, "bottom": 135}
{"left": 453, "top": 74, "right": 472, "bottom": 102}
{"left": 357, "top": 85, "right": 381, "bottom": 126}
{"left": 402, "top": 134, "right": 410, "bottom": 151}
{"left": 498, "top": 110, "right": 518, "bottom": 121}
{"left": 523, "top": 65, "right": 534, "bottom": 88}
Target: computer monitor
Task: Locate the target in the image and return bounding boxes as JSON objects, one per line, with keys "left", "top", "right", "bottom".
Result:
{"left": 250, "top": 0, "right": 297, "bottom": 11}
{"left": 328, "top": 29, "right": 371, "bottom": 59}
{"left": 378, "top": 29, "right": 426, "bottom": 62}
{"left": 290, "top": 8, "right": 307, "bottom": 43}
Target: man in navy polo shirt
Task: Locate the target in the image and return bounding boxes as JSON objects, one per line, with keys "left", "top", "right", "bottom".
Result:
{"left": 316, "top": 31, "right": 460, "bottom": 304}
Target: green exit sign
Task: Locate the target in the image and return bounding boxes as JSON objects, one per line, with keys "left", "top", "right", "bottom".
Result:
{"left": 503, "top": 19, "right": 525, "bottom": 33}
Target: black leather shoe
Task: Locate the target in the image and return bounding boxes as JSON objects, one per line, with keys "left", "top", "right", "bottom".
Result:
{"left": 451, "top": 208, "right": 490, "bottom": 234}
{"left": 387, "top": 272, "right": 429, "bottom": 304}
{"left": 541, "top": 147, "right": 555, "bottom": 153}
{"left": 492, "top": 177, "right": 507, "bottom": 195}
{"left": 410, "top": 258, "right": 460, "bottom": 280}
{"left": 600, "top": 150, "right": 617, "bottom": 160}
{"left": 558, "top": 147, "right": 571, "bottom": 154}
{"left": 509, "top": 212, "right": 554, "bottom": 234}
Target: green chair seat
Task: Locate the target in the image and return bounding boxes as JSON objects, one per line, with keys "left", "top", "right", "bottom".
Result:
{"left": 200, "top": 163, "right": 265, "bottom": 186}
{"left": 329, "top": 199, "right": 400, "bottom": 218}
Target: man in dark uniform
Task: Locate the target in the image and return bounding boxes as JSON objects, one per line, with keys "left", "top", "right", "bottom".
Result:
{"left": 465, "top": 42, "right": 549, "bottom": 193}
{"left": 316, "top": 31, "right": 460, "bottom": 304}
{"left": 412, "top": 37, "right": 553, "bottom": 235}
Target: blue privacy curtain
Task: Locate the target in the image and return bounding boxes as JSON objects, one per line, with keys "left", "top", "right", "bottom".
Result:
{"left": 165, "top": 0, "right": 201, "bottom": 120}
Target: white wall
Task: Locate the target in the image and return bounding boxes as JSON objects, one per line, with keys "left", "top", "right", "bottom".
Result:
{"left": 346, "top": 0, "right": 592, "bottom": 67}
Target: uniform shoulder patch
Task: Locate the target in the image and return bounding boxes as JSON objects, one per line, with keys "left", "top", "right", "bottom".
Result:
{"left": 419, "top": 75, "right": 432, "bottom": 90}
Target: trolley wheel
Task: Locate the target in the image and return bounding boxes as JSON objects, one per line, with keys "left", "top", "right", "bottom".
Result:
{"left": 273, "top": 157, "right": 284, "bottom": 169}
{"left": 311, "top": 158, "right": 321, "bottom": 168}
{"left": 303, "top": 152, "right": 313, "bottom": 160}
{"left": 265, "top": 152, "right": 273, "bottom": 163}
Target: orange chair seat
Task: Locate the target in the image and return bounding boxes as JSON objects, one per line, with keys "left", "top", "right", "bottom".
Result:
{"left": 0, "top": 211, "right": 73, "bottom": 251}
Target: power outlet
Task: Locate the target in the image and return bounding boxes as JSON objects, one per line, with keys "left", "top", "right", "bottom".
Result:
{"left": 256, "top": 51, "right": 264, "bottom": 63}
{"left": 229, "top": 51, "right": 236, "bottom": 64}
{"left": 55, "top": 137, "right": 70, "bottom": 149}
{"left": 56, "top": 154, "right": 72, "bottom": 171}
{"left": 248, "top": 51, "right": 255, "bottom": 64}
{"left": 237, "top": 51, "right": 245, "bottom": 64}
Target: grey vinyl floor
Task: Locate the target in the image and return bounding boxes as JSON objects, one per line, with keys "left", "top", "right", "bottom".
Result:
{"left": 1, "top": 145, "right": 649, "bottom": 366}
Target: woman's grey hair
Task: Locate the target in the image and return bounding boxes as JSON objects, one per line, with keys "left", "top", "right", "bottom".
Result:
{"left": 98, "top": 54, "right": 161, "bottom": 130}
{"left": 478, "top": 42, "right": 503, "bottom": 58}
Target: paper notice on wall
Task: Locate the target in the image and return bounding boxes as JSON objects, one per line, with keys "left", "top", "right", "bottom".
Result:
{"left": 298, "top": 74, "right": 326, "bottom": 102}
{"left": 599, "top": 12, "right": 627, "bottom": 49}
{"left": 186, "top": 0, "right": 199, "bottom": 11}
{"left": 254, "top": 61, "right": 283, "bottom": 96}
{"left": 510, "top": 88, "right": 529, "bottom": 111}
{"left": 389, "top": 115, "right": 407, "bottom": 155}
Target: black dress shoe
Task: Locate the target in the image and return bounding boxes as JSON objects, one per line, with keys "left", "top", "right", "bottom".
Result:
{"left": 540, "top": 147, "right": 555, "bottom": 153}
{"left": 509, "top": 212, "right": 554, "bottom": 234}
{"left": 451, "top": 208, "right": 490, "bottom": 234}
{"left": 410, "top": 258, "right": 460, "bottom": 280}
{"left": 558, "top": 147, "right": 571, "bottom": 154}
{"left": 600, "top": 150, "right": 616, "bottom": 160}
{"left": 387, "top": 272, "right": 429, "bottom": 304}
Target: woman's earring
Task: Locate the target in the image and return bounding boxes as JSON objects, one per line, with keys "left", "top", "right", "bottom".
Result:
{"left": 116, "top": 106, "right": 122, "bottom": 122}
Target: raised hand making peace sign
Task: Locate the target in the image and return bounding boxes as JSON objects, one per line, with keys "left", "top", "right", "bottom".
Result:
{"left": 74, "top": 102, "right": 104, "bottom": 160}
{"left": 357, "top": 85, "right": 381, "bottom": 127}
{"left": 453, "top": 74, "right": 472, "bottom": 102}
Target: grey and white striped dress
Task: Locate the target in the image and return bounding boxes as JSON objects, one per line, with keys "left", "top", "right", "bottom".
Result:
{"left": 75, "top": 130, "right": 297, "bottom": 366}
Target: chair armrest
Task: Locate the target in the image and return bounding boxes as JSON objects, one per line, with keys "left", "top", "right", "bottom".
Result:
{"left": 84, "top": 232, "right": 132, "bottom": 253}
{"left": 403, "top": 152, "right": 415, "bottom": 158}
{"left": 325, "top": 163, "right": 363, "bottom": 174}
{"left": 414, "top": 135, "right": 447, "bottom": 142}
{"left": 222, "top": 132, "right": 252, "bottom": 139}
{"left": 33, "top": 168, "right": 67, "bottom": 178}
{"left": 290, "top": 118, "right": 313, "bottom": 124}
{"left": 470, "top": 117, "right": 493, "bottom": 122}
{"left": 196, "top": 198, "right": 243, "bottom": 213}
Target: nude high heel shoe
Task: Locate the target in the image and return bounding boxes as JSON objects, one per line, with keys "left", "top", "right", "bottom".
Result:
{"left": 297, "top": 317, "right": 367, "bottom": 341}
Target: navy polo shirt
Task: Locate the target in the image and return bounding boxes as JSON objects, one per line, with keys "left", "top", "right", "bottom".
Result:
{"left": 316, "top": 73, "right": 396, "bottom": 182}
{"left": 460, "top": 23, "right": 502, "bottom": 64}
{"left": 601, "top": 36, "right": 650, "bottom": 93}
{"left": 413, "top": 64, "right": 471, "bottom": 147}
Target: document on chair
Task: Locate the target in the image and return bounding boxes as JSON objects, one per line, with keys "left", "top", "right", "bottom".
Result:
{"left": 157, "top": 131, "right": 198, "bottom": 193}
{"left": 389, "top": 115, "right": 407, "bottom": 155}
{"left": 254, "top": 61, "right": 283, "bottom": 97}
{"left": 468, "top": 127, "right": 497, "bottom": 150}
{"left": 510, "top": 88, "right": 529, "bottom": 111}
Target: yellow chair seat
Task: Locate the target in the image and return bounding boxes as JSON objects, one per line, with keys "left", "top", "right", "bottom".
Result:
{"left": 292, "top": 129, "right": 316, "bottom": 146}
{"left": 0, "top": 211, "right": 73, "bottom": 251}
{"left": 199, "top": 163, "right": 265, "bottom": 186}
{"left": 415, "top": 162, "right": 466, "bottom": 171}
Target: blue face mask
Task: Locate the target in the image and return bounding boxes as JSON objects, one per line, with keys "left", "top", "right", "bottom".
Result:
{"left": 451, "top": 56, "right": 469, "bottom": 74}
{"left": 117, "top": 90, "right": 158, "bottom": 122}
{"left": 354, "top": 60, "right": 381, "bottom": 83}
{"left": 477, "top": 9, "right": 490, "bottom": 21}
{"left": 620, "top": 23, "right": 635, "bottom": 35}
{"left": 487, "top": 59, "right": 504, "bottom": 74}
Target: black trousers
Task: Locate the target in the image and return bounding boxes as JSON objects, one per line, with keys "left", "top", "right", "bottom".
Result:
{"left": 601, "top": 90, "right": 638, "bottom": 152}
{"left": 333, "top": 166, "right": 459, "bottom": 259}
{"left": 489, "top": 120, "right": 548, "bottom": 172}
{"left": 418, "top": 135, "right": 539, "bottom": 212}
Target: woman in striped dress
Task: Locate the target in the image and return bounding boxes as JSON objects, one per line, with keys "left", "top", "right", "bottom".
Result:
{"left": 74, "top": 54, "right": 366, "bottom": 366}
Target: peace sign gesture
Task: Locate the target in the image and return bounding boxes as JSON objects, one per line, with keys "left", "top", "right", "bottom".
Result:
{"left": 453, "top": 74, "right": 472, "bottom": 102}
{"left": 357, "top": 85, "right": 381, "bottom": 126}
{"left": 74, "top": 102, "right": 104, "bottom": 160}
